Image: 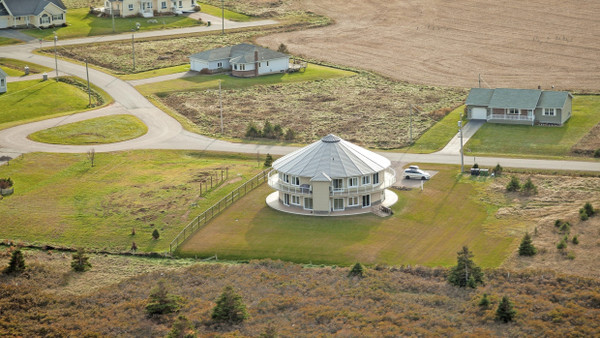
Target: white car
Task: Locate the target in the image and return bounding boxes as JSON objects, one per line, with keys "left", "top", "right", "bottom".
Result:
{"left": 403, "top": 167, "right": 431, "bottom": 180}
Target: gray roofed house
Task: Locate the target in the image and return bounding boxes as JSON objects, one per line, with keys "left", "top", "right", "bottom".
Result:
{"left": 0, "top": 67, "right": 7, "bottom": 93}
{"left": 0, "top": 0, "right": 66, "bottom": 29}
{"left": 267, "top": 134, "right": 398, "bottom": 215}
{"left": 466, "top": 88, "right": 573, "bottom": 126}
{"left": 189, "top": 43, "right": 290, "bottom": 78}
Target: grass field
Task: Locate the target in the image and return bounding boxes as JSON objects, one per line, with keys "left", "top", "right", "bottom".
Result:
{"left": 0, "top": 37, "right": 21, "bottom": 46}
{"left": 0, "top": 78, "right": 111, "bottom": 130}
{"left": 118, "top": 64, "right": 190, "bottom": 81}
{"left": 0, "top": 58, "right": 53, "bottom": 77}
{"left": 465, "top": 96, "right": 600, "bottom": 157}
{"left": 198, "top": 2, "right": 252, "bottom": 21}
{"left": 405, "top": 105, "right": 465, "bottom": 153}
{"left": 23, "top": 8, "right": 201, "bottom": 40}
{"left": 179, "top": 166, "right": 518, "bottom": 267}
{"left": 28, "top": 114, "right": 148, "bottom": 145}
{"left": 0, "top": 151, "right": 263, "bottom": 252}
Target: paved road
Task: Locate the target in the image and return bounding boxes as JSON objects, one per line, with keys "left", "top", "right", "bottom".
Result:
{"left": 0, "top": 22, "right": 599, "bottom": 173}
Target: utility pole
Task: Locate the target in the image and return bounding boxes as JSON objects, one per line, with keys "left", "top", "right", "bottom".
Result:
{"left": 53, "top": 32, "right": 58, "bottom": 82}
{"left": 221, "top": 0, "right": 224, "bottom": 35}
{"left": 478, "top": 73, "right": 481, "bottom": 88}
{"left": 111, "top": 3, "right": 115, "bottom": 33}
{"left": 219, "top": 79, "right": 223, "bottom": 134}
{"left": 409, "top": 104, "right": 413, "bottom": 144}
{"left": 85, "top": 59, "right": 91, "bottom": 107}
{"left": 459, "top": 117, "right": 464, "bottom": 173}
{"left": 131, "top": 31, "right": 135, "bottom": 71}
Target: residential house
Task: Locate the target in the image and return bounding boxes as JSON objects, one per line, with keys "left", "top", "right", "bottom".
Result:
{"left": 0, "top": 0, "right": 66, "bottom": 29}
{"left": 189, "top": 43, "right": 290, "bottom": 77}
{"left": 0, "top": 68, "right": 7, "bottom": 93}
{"left": 104, "top": 0, "right": 196, "bottom": 18}
{"left": 466, "top": 88, "right": 573, "bottom": 126}
{"left": 267, "top": 134, "right": 397, "bottom": 216}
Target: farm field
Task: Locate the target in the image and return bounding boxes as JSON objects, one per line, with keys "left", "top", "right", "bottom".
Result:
{"left": 156, "top": 72, "right": 465, "bottom": 148}
{"left": 28, "top": 115, "right": 148, "bottom": 145}
{"left": 249, "top": 0, "right": 600, "bottom": 92}
{"left": 179, "top": 166, "right": 518, "bottom": 268}
{"left": 465, "top": 96, "right": 600, "bottom": 157}
{"left": 0, "top": 151, "right": 263, "bottom": 252}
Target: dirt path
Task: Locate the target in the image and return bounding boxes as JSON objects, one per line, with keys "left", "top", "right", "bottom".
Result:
{"left": 257, "top": 0, "right": 600, "bottom": 92}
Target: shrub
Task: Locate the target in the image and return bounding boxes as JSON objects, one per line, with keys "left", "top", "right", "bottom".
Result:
{"left": 583, "top": 202, "right": 595, "bottom": 217}
{"left": 506, "top": 176, "right": 521, "bottom": 192}
{"left": 277, "top": 43, "right": 289, "bottom": 54}
{"left": 152, "top": 229, "right": 160, "bottom": 240}
{"left": 557, "top": 239, "right": 567, "bottom": 250}
{"left": 71, "top": 248, "right": 92, "bottom": 272}
{"left": 4, "top": 248, "right": 25, "bottom": 274}
{"left": 567, "top": 251, "right": 576, "bottom": 260}
{"left": 348, "top": 263, "right": 365, "bottom": 278}
{"left": 146, "top": 280, "right": 182, "bottom": 315}
{"left": 580, "top": 209, "right": 589, "bottom": 221}
{"left": 167, "top": 315, "right": 195, "bottom": 338}
{"left": 492, "top": 163, "right": 503, "bottom": 176}
{"left": 478, "top": 293, "right": 490, "bottom": 309}
{"left": 521, "top": 177, "right": 537, "bottom": 195}
{"left": 572, "top": 235, "right": 579, "bottom": 245}
{"left": 472, "top": 163, "right": 479, "bottom": 169}
{"left": 559, "top": 222, "right": 570, "bottom": 234}
{"left": 264, "top": 154, "right": 273, "bottom": 167}
{"left": 554, "top": 219, "right": 562, "bottom": 228}
{"left": 594, "top": 148, "right": 600, "bottom": 158}
{"left": 211, "top": 285, "right": 248, "bottom": 324}
{"left": 262, "top": 120, "right": 275, "bottom": 139}
{"left": 447, "top": 246, "right": 484, "bottom": 288}
{"left": 245, "top": 122, "right": 261, "bottom": 138}
{"left": 518, "top": 233, "right": 537, "bottom": 256}
{"left": 284, "top": 128, "right": 296, "bottom": 141}
{"left": 495, "top": 296, "right": 516, "bottom": 323}
{"left": 273, "top": 124, "right": 284, "bottom": 139}
{"left": 0, "top": 178, "right": 13, "bottom": 189}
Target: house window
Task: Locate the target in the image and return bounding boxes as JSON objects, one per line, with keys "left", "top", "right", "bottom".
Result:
{"left": 304, "top": 198, "right": 313, "bottom": 210}
{"left": 362, "top": 195, "right": 371, "bottom": 207}
{"left": 332, "top": 179, "right": 343, "bottom": 190}
{"left": 179, "top": 1, "right": 183, "bottom": 8}
{"left": 544, "top": 108, "right": 556, "bottom": 116}
{"left": 291, "top": 195, "right": 300, "bottom": 205}
{"left": 362, "top": 175, "right": 371, "bottom": 185}
{"left": 333, "top": 198, "right": 344, "bottom": 211}
{"left": 191, "top": 0, "right": 195, "bottom": 6}
{"left": 128, "top": 4, "right": 134, "bottom": 10}
{"left": 1, "top": 79, "right": 4, "bottom": 87}
{"left": 279, "top": 173, "right": 289, "bottom": 183}
{"left": 161, "top": 1, "right": 167, "bottom": 9}
{"left": 348, "top": 177, "right": 358, "bottom": 187}
{"left": 267, "top": 61, "right": 269, "bottom": 66}
{"left": 234, "top": 64, "right": 237, "bottom": 70}
{"left": 291, "top": 176, "right": 300, "bottom": 186}
{"left": 240, "top": 64, "right": 246, "bottom": 71}
{"left": 372, "top": 172, "right": 379, "bottom": 184}
{"left": 283, "top": 193, "right": 290, "bottom": 206}
{"left": 348, "top": 196, "right": 359, "bottom": 206}
{"left": 508, "top": 108, "right": 519, "bottom": 115}
{"left": 147, "top": 2, "right": 152, "bottom": 8}
{"left": 217, "top": 62, "right": 223, "bottom": 68}
{"left": 52, "top": 14, "right": 63, "bottom": 21}
{"left": 40, "top": 15, "right": 50, "bottom": 24}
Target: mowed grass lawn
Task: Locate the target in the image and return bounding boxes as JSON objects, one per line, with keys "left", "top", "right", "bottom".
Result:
{"left": 406, "top": 105, "right": 465, "bottom": 153}
{"left": 0, "top": 58, "right": 54, "bottom": 76}
{"left": 137, "top": 64, "right": 356, "bottom": 95}
{"left": 0, "top": 78, "right": 110, "bottom": 130}
{"left": 465, "top": 95, "right": 600, "bottom": 157}
{"left": 0, "top": 37, "right": 21, "bottom": 46}
{"left": 198, "top": 2, "right": 252, "bottom": 21}
{"left": 179, "top": 167, "right": 517, "bottom": 267}
{"left": 0, "top": 151, "right": 262, "bottom": 252}
{"left": 23, "top": 8, "right": 201, "bottom": 40}
{"left": 28, "top": 114, "right": 147, "bottom": 145}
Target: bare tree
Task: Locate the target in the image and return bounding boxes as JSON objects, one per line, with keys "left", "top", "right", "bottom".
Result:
{"left": 87, "top": 148, "right": 95, "bottom": 167}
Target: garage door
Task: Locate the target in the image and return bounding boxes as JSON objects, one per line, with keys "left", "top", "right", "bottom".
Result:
{"left": 0, "top": 17, "right": 8, "bottom": 29}
{"left": 471, "top": 107, "right": 487, "bottom": 120}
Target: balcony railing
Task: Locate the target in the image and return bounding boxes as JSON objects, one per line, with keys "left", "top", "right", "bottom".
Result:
{"left": 268, "top": 174, "right": 313, "bottom": 195}
{"left": 489, "top": 114, "right": 533, "bottom": 121}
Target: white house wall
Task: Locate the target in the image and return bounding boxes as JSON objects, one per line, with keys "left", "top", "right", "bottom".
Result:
{"left": 258, "top": 57, "right": 289, "bottom": 75}
{"left": 0, "top": 16, "right": 8, "bottom": 29}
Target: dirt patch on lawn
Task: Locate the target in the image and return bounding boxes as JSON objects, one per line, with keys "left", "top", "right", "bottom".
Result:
{"left": 571, "top": 122, "right": 600, "bottom": 156}
{"left": 256, "top": 0, "right": 600, "bottom": 92}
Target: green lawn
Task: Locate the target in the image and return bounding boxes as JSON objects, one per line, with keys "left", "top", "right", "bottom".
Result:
{"left": 0, "top": 78, "right": 112, "bottom": 130}
{"left": 405, "top": 105, "right": 466, "bottom": 153}
{"left": 136, "top": 63, "right": 356, "bottom": 95}
{"left": 179, "top": 166, "right": 519, "bottom": 268}
{"left": 198, "top": 2, "right": 252, "bottom": 21}
{"left": 28, "top": 114, "right": 148, "bottom": 145}
{"left": 0, "top": 37, "right": 21, "bottom": 46}
{"left": 23, "top": 8, "right": 201, "bottom": 40}
{"left": 465, "top": 96, "right": 600, "bottom": 157}
{"left": 0, "top": 58, "right": 53, "bottom": 76}
{"left": 0, "top": 151, "right": 263, "bottom": 252}
{"left": 118, "top": 64, "right": 191, "bottom": 81}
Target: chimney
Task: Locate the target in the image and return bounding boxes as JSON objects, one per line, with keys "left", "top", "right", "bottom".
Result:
{"left": 254, "top": 50, "right": 259, "bottom": 77}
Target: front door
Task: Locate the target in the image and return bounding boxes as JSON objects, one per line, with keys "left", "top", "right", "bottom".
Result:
{"left": 362, "top": 194, "right": 371, "bottom": 207}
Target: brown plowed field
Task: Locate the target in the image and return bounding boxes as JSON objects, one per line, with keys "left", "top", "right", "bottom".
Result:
{"left": 257, "top": 0, "right": 600, "bottom": 91}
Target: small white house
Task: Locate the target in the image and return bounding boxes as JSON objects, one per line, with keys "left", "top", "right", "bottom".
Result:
{"left": 104, "top": 0, "right": 196, "bottom": 18}
{"left": 189, "top": 43, "right": 290, "bottom": 77}
{"left": 0, "top": 68, "right": 7, "bottom": 93}
{"left": 0, "top": 0, "right": 66, "bottom": 29}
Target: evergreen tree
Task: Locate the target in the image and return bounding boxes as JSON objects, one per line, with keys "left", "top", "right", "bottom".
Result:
{"left": 277, "top": 43, "right": 289, "bottom": 54}
{"left": 518, "top": 233, "right": 537, "bottom": 256}
{"left": 167, "top": 315, "right": 196, "bottom": 338}
{"left": 492, "top": 163, "right": 503, "bottom": 176}
{"left": 583, "top": 202, "right": 595, "bottom": 216}
{"left": 245, "top": 122, "right": 261, "bottom": 138}
{"left": 495, "top": 296, "right": 516, "bottom": 323}
{"left": 262, "top": 121, "right": 274, "bottom": 139}
{"left": 284, "top": 128, "right": 296, "bottom": 141}
{"left": 71, "top": 247, "right": 92, "bottom": 272}
{"left": 146, "top": 280, "right": 182, "bottom": 315}
{"left": 211, "top": 285, "right": 248, "bottom": 324}
{"left": 572, "top": 235, "right": 579, "bottom": 245}
{"left": 478, "top": 293, "right": 490, "bottom": 309}
{"left": 152, "top": 229, "right": 160, "bottom": 240}
{"left": 4, "top": 248, "right": 25, "bottom": 274}
{"left": 521, "top": 177, "right": 537, "bottom": 195}
{"left": 348, "top": 262, "right": 365, "bottom": 278}
{"left": 264, "top": 154, "right": 273, "bottom": 167}
{"left": 447, "top": 246, "right": 484, "bottom": 288}
{"left": 506, "top": 176, "right": 521, "bottom": 192}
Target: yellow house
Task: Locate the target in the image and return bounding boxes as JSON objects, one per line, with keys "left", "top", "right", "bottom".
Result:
{"left": 104, "top": 0, "right": 196, "bottom": 18}
{"left": 0, "top": 0, "right": 66, "bottom": 29}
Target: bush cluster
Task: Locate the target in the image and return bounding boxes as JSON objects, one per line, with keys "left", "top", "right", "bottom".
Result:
{"left": 506, "top": 176, "right": 537, "bottom": 195}
{"left": 0, "top": 178, "right": 13, "bottom": 189}
{"left": 579, "top": 202, "right": 596, "bottom": 221}
{"left": 245, "top": 121, "right": 295, "bottom": 141}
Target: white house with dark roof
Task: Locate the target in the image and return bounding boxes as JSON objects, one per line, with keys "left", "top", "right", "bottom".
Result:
{"left": 466, "top": 88, "right": 573, "bottom": 126}
{"left": 189, "top": 43, "right": 290, "bottom": 77}
{"left": 0, "top": 68, "right": 7, "bottom": 93}
{"left": 267, "top": 134, "right": 397, "bottom": 216}
{"left": 103, "top": 0, "right": 196, "bottom": 18}
{"left": 0, "top": 0, "right": 66, "bottom": 29}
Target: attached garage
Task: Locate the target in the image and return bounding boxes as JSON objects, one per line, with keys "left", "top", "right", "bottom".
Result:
{"left": 471, "top": 107, "right": 487, "bottom": 120}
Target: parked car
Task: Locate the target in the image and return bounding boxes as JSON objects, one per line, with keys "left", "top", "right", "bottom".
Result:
{"left": 403, "top": 167, "right": 431, "bottom": 180}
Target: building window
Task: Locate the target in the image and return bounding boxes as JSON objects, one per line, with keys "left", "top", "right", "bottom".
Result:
{"left": 161, "top": 1, "right": 167, "bottom": 9}
{"left": 279, "top": 173, "right": 289, "bottom": 183}
{"left": 333, "top": 198, "right": 344, "bottom": 211}
{"left": 362, "top": 175, "right": 371, "bottom": 185}
{"left": 284, "top": 193, "right": 290, "bottom": 206}
{"left": 508, "top": 108, "right": 519, "bottom": 115}
{"left": 332, "top": 179, "right": 343, "bottom": 190}
{"left": 234, "top": 64, "right": 237, "bottom": 70}
{"left": 291, "top": 195, "right": 300, "bottom": 205}
{"left": 267, "top": 61, "right": 270, "bottom": 66}
{"left": 1, "top": 78, "right": 4, "bottom": 87}
{"left": 348, "top": 196, "right": 359, "bottom": 206}
{"left": 147, "top": 2, "right": 152, "bottom": 8}
{"left": 348, "top": 177, "right": 358, "bottom": 187}
{"left": 544, "top": 108, "right": 556, "bottom": 116}
{"left": 240, "top": 64, "right": 246, "bottom": 71}
{"left": 191, "top": 0, "right": 195, "bottom": 6}
{"left": 291, "top": 176, "right": 300, "bottom": 186}
{"left": 362, "top": 195, "right": 371, "bottom": 207}
{"left": 52, "top": 14, "right": 63, "bottom": 21}
{"left": 179, "top": 1, "right": 183, "bottom": 8}
{"left": 40, "top": 15, "right": 50, "bottom": 24}
{"left": 129, "top": 4, "right": 134, "bottom": 10}
{"left": 217, "top": 62, "right": 223, "bottom": 68}
{"left": 304, "top": 198, "right": 313, "bottom": 210}
{"left": 373, "top": 172, "right": 379, "bottom": 184}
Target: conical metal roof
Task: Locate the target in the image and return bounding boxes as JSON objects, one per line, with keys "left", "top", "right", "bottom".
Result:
{"left": 272, "top": 134, "right": 390, "bottom": 179}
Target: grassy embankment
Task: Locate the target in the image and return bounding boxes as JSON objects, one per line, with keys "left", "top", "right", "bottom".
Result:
{"left": 0, "top": 58, "right": 53, "bottom": 76}
{"left": 465, "top": 95, "right": 600, "bottom": 158}
{"left": 0, "top": 78, "right": 112, "bottom": 130}
{"left": 180, "top": 166, "right": 519, "bottom": 268}
{"left": 198, "top": 2, "right": 252, "bottom": 21}
{"left": 23, "top": 8, "right": 201, "bottom": 40}
{"left": 405, "top": 105, "right": 466, "bottom": 153}
{"left": 0, "top": 150, "right": 263, "bottom": 252}
{"left": 0, "top": 37, "right": 21, "bottom": 46}
{"left": 28, "top": 114, "right": 148, "bottom": 145}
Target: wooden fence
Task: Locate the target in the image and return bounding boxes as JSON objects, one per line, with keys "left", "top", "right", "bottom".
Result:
{"left": 169, "top": 169, "right": 270, "bottom": 254}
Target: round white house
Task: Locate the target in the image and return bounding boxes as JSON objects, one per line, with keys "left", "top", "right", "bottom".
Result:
{"left": 266, "top": 134, "right": 398, "bottom": 216}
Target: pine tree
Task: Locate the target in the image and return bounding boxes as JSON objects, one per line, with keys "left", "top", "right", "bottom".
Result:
{"left": 264, "top": 154, "right": 273, "bottom": 167}
{"left": 572, "top": 235, "right": 579, "bottom": 245}
{"left": 522, "top": 177, "right": 537, "bottom": 195}
{"left": 492, "top": 163, "right": 503, "bottom": 176}
{"left": 211, "top": 285, "right": 248, "bottom": 324}
{"left": 583, "top": 202, "right": 595, "bottom": 216}
{"left": 146, "top": 280, "right": 182, "bottom": 315}
{"left": 447, "top": 246, "right": 484, "bottom": 288}
{"left": 71, "top": 247, "right": 92, "bottom": 272}
{"left": 478, "top": 293, "right": 490, "bottom": 309}
{"left": 495, "top": 296, "right": 516, "bottom": 323}
{"left": 348, "top": 262, "right": 365, "bottom": 278}
{"left": 167, "top": 315, "right": 196, "bottom": 338}
{"left": 506, "top": 176, "right": 521, "bottom": 192}
{"left": 518, "top": 233, "right": 537, "bottom": 256}
{"left": 4, "top": 248, "right": 25, "bottom": 274}
{"left": 152, "top": 229, "right": 160, "bottom": 240}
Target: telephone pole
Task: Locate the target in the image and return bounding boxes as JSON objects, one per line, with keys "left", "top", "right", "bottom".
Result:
{"left": 131, "top": 31, "right": 136, "bottom": 71}
{"left": 85, "top": 59, "right": 91, "bottom": 107}
{"left": 219, "top": 79, "right": 223, "bottom": 134}
{"left": 409, "top": 104, "right": 413, "bottom": 144}
{"left": 53, "top": 32, "right": 58, "bottom": 82}
{"left": 458, "top": 117, "right": 464, "bottom": 173}
{"left": 221, "top": 0, "right": 225, "bottom": 35}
